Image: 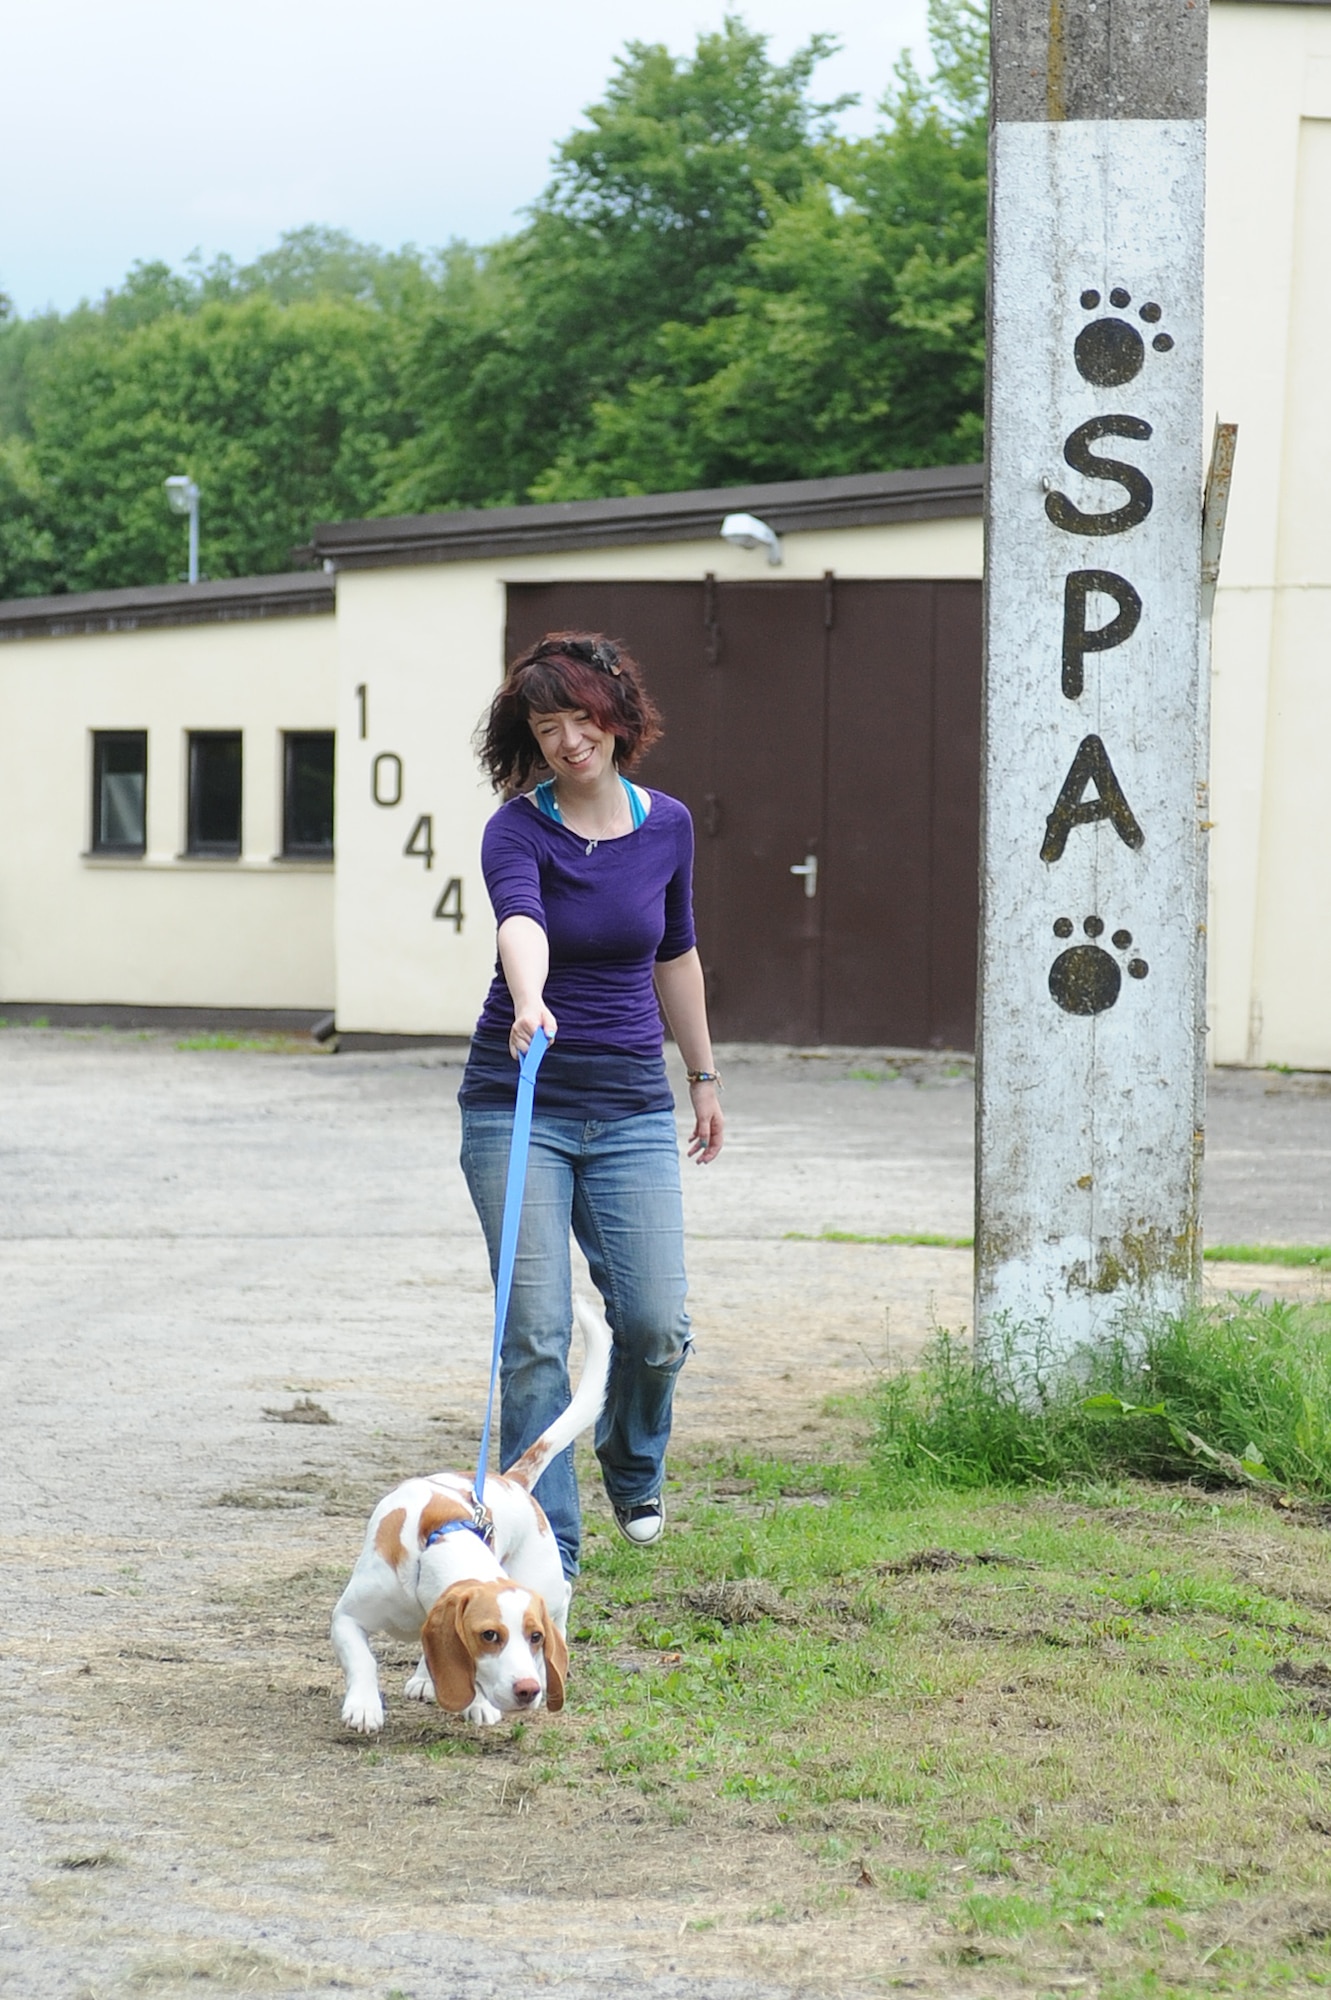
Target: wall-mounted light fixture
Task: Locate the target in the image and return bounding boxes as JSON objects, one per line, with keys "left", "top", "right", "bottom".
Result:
{"left": 720, "top": 511, "right": 782, "bottom": 566}
{"left": 164, "top": 475, "right": 201, "bottom": 584}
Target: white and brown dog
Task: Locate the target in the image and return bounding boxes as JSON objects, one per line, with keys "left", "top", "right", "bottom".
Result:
{"left": 331, "top": 1299, "right": 610, "bottom": 1733}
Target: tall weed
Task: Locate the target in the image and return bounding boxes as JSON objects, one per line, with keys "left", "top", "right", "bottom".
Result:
{"left": 872, "top": 1298, "right": 1331, "bottom": 1495}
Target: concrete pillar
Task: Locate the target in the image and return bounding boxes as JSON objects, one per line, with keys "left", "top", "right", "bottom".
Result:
{"left": 977, "top": 0, "right": 1209, "bottom": 1364}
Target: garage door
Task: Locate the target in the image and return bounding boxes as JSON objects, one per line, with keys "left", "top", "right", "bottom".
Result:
{"left": 504, "top": 578, "right": 980, "bottom": 1049}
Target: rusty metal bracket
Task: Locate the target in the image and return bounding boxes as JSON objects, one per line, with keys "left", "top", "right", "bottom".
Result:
{"left": 1201, "top": 420, "right": 1238, "bottom": 619}
{"left": 703, "top": 571, "right": 721, "bottom": 666}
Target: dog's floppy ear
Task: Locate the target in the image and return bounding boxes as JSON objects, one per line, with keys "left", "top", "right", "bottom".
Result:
{"left": 537, "top": 1598, "right": 569, "bottom": 1712}
{"left": 420, "top": 1583, "right": 479, "bottom": 1713}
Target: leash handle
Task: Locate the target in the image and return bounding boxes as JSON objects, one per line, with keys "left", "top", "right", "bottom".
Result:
{"left": 474, "top": 1026, "right": 548, "bottom": 1511}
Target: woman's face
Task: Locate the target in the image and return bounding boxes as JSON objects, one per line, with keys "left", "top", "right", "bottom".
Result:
{"left": 528, "top": 707, "right": 616, "bottom": 786}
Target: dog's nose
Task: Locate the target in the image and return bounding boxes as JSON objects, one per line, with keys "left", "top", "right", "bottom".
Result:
{"left": 511, "top": 1679, "right": 541, "bottom": 1706}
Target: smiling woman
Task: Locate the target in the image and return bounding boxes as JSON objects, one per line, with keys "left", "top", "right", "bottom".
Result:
{"left": 457, "top": 631, "right": 724, "bottom": 1578}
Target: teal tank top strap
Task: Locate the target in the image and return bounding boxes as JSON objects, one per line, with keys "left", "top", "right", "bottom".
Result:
{"left": 623, "top": 777, "right": 647, "bottom": 829}
{"left": 531, "top": 776, "right": 646, "bottom": 828}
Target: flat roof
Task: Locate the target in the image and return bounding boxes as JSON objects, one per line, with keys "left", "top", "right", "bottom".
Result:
{"left": 308, "top": 465, "right": 985, "bottom": 570}
{"left": 0, "top": 571, "right": 335, "bottom": 644}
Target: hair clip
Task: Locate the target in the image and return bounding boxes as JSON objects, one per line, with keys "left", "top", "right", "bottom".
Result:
{"left": 531, "top": 635, "right": 621, "bottom": 677}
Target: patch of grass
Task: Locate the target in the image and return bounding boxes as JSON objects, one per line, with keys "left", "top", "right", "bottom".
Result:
{"left": 376, "top": 1303, "right": 1331, "bottom": 1990}
{"left": 470, "top": 1453, "right": 1331, "bottom": 1995}
{"left": 128, "top": 1943, "right": 305, "bottom": 1988}
{"left": 785, "top": 1233, "right": 1331, "bottom": 1266}
{"left": 175, "top": 1031, "right": 309, "bottom": 1053}
{"left": 786, "top": 1228, "right": 974, "bottom": 1249}
{"left": 873, "top": 1299, "right": 1331, "bottom": 1496}
{"left": 1206, "top": 1243, "right": 1331, "bottom": 1269}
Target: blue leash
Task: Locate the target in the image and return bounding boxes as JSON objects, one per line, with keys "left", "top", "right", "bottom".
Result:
{"left": 471, "top": 1026, "right": 549, "bottom": 1530}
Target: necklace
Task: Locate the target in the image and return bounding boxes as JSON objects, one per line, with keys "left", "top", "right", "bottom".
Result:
{"left": 555, "top": 780, "right": 627, "bottom": 854}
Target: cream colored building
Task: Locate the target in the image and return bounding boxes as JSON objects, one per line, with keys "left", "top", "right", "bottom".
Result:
{"left": 0, "top": 575, "right": 337, "bottom": 1013}
{"left": 0, "top": 0, "right": 1326, "bottom": 1063}
{"left": 317, "top": 470, "right": 983, "bottom": 1039}
{"left": 1204, "top": 0, "right": 1331, "bottom": 1067}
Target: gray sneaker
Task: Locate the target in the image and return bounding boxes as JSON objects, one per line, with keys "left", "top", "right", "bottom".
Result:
{"left": 613, "top": 1495, "right": 665, "bottom": 1546}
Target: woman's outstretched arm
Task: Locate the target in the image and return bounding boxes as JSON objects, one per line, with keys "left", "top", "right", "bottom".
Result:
{"left": 498, "top": 914, "right": 558, "bottom": 1058}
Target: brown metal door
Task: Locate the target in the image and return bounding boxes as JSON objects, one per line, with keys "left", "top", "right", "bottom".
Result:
{"left": 926, "top": 583, "right": 982, "bottom": 1049}
{"left": 503, "top": 577, "right": 979, "bottom": 1048}
{"left": 702, "top": 581, "right": 826, "bottom": 1040}
{"left": 504, "top": 578, "right": 826, "bottom": 1041}
{"left": 821, "top": 579, "right": 981, "bottom": 1048}
{"left": 823, "top": 581, "right": 935, "bottom": 1044}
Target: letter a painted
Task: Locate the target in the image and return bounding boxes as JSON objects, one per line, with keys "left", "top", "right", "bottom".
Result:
{"left": 1040, "top": 734, "right": 1145, "bottom": 862}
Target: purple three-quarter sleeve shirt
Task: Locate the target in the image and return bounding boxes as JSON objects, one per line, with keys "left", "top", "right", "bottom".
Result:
{"left": 459, "top": 789, "right": 697, "bottom": 1120}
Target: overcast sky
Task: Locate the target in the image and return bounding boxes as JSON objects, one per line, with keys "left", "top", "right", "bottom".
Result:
{"left": 1, "top": 0, "right": 932, "bottom": 317}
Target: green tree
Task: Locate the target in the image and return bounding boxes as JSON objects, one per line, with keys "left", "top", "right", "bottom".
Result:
{"left": 0, "top": 435, "right": 60, "bottom": 597}
{"left": 386, "top": 15, "right": 848, "bottom": 510}
{"left": 528, "top": 0, "right": 987, "bottom": 499}
{"left": 0, "top": 10, "right": 988, "bottom": 594}
{"left": 0, "top": 231, "right": 426, "bottom": 596}
{"left": 18, "top": 291, "right": 409, "bottom": 591}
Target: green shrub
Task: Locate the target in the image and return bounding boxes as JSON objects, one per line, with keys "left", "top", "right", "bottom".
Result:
{"left": 872, "top": 1298, "right": 1331, "bottom": 1495}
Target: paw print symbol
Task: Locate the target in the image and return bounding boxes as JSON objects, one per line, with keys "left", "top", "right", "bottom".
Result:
{"left": 1074, "top": 288, "right": 1174, "bottom": 388}
{"left": 1049, "top": 915, "right": 1149, "bottom": 1016}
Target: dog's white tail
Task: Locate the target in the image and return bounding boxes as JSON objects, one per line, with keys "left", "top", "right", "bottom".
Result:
{"left": 502, "top": 1297, "right": 611, "bottom": 1493}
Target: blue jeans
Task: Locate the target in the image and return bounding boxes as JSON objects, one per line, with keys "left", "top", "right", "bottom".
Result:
{"left": 459, "top": 1107, "right": 691, "bottom": 1577}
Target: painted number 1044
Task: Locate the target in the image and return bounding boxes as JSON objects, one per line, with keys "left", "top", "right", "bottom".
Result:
{"left": 357, "top": 683, "right": 465, "bottom": 932}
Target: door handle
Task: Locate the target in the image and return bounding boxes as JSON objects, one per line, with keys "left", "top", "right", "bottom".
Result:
{"left": 789, "top": 853, "right": 818, "bottom": 899}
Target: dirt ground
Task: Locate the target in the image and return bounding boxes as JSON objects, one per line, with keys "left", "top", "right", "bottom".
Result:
{"left": 2, "top": 1029, "right": 1328, "bottom": 2000}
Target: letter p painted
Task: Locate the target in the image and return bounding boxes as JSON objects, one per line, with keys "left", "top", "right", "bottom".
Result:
{"left": 1062, "top": 571, "right": 1143, "bottom": 698}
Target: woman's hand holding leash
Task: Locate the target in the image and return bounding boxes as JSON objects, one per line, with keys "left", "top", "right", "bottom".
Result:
{"left": 510, "top": 1003, "right": 557, "bottom": 1059}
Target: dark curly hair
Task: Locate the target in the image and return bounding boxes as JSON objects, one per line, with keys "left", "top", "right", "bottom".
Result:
{"left": 478, "top": 632, "right": 664, "bottom": 793}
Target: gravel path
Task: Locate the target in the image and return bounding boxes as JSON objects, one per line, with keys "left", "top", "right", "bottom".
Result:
{"left": 2, "top": 1029, "right": 1327, "bottom": 1998}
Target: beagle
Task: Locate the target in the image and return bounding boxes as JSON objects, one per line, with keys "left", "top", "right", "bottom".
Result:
{"left": 331, "top": 1298, "right": 609, "bottom": 1732}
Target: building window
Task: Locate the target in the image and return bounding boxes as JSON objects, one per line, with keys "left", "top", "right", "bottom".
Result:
{"left": 187, "top": 732, "right": 243, "bottom": 857}
{"left": 91, "top": 732, "right": 148, "bottom": 854}
{"left": 283, "top": 732, "right": 335, "bottom": 858}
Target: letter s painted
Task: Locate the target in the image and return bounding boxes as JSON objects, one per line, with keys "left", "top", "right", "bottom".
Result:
{"left": 1046, "top": 416, "right": 1153, "bottom": 536}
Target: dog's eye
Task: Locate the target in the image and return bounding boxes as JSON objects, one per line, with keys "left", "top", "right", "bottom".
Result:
{"left": 481, "top": 1629, "right": 502, "bottom": 1646}
{"left": 529, "top": 1629, "right": 544, "bottom": 1648}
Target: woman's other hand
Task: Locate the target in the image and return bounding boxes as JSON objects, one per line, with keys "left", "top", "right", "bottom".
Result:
{"left": 686, "top": 1079, "right": 724, "bottom": 1163}
{"left": 654, "top": 949, "right": 724, "bottom": 1165}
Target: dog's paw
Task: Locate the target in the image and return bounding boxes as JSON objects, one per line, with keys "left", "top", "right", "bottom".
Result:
{"left": 404, "top": 1660, "right": 435, "bottom": 1704}
{"left": 460, "top": 1696, "right": 504, "bottom": 1727}
{"left": 341, "top": 1687, "right": 386, "bottom": 1734}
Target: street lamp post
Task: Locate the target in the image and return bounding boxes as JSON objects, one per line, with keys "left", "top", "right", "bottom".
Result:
{"left": 164, "top": 475, "right": 200, "bottom": 584}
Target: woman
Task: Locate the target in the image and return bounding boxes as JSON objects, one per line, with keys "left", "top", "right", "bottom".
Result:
{"left": 459, "top": 632, "right": 723, "bottom": 1580}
